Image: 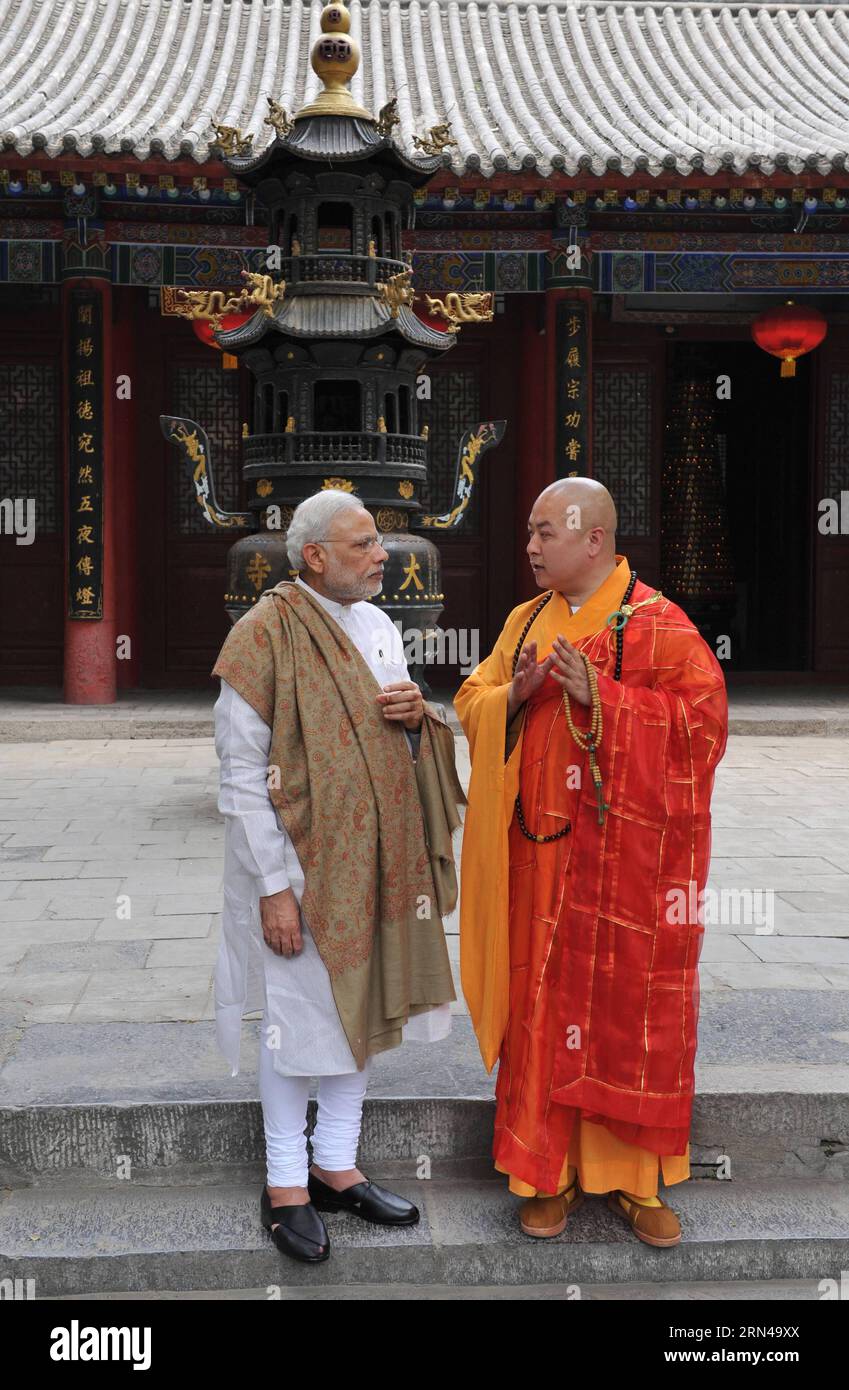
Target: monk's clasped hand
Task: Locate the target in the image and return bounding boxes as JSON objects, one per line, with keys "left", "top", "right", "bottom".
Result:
{"left": 376, "top": 680, "right": 424, "bottom": 730}
{"left": 550, "top": 634, "right": 592, "bottom": 706}
{"left": 510, "top": 641, "right": 555, "bottom": 709}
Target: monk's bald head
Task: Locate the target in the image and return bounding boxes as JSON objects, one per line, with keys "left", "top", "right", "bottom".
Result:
{"left": 526, "top": 478, "right": 618, "bottom": 598}
{"left": 535, "top": 478, "right": 617, "bottom": 545}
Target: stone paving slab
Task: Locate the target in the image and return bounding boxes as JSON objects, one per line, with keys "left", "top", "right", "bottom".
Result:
{"left": 0, "top": 730, "right": 846, "bottom": 1104}
{"left": 1, "top": 1002, "right": 847, "bottom": 1109}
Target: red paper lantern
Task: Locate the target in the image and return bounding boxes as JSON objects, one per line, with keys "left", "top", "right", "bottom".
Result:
{"left": 751, "top": 301, "right": 827, "bottom": 378}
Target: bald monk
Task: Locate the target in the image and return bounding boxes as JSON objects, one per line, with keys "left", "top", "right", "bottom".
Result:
{"left": 454, "top": 479, "right": 728, "bottom": 1246}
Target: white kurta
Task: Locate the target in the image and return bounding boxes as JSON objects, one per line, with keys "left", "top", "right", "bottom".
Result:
{"left": 213, "top": 576, "right": 452, "bottom": 1077}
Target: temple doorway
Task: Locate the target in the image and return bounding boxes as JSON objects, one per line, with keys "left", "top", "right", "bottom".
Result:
{"left": 662, "top": 340, "right": 813, "bottom": 673}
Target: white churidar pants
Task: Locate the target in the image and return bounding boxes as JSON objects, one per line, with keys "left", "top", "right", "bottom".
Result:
{"left": 259, "top": 1008, "right": 374, "bottom": 1187}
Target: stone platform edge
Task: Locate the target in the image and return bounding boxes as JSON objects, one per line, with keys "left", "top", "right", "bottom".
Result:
{"left": 1, "top": 716, "right": 847, "bottom": 742}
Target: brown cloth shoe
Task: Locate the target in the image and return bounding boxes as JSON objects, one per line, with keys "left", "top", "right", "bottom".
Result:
{"left": 520, "top": 1174, "right": 584, "bottom": 1238}
{"left": 607, "top": 1190, "right": 682, "bottom": 1247}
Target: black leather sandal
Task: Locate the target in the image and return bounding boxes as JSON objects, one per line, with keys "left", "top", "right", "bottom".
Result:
{"left": 260, "top": 1185, "right": 330, "bottom": 1262}
{"left": 308, "top": 1171, "right": 419, "bottom": 1226}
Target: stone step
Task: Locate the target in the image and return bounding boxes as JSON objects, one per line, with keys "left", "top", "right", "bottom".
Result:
{"left": 2, "top": 1091, "right": 847, "bottom": 1187}
{"left": 42, "top": 1277, "right": 833, "bottom": 1301}
{"left": 1, "top": 693, "right": 847, "bottom": 741}
{"left": 1, "top": 1175, "right": 847, "bottom": 1297}
{"left": 0, "top": 716, "right": 844, "bottom": 741}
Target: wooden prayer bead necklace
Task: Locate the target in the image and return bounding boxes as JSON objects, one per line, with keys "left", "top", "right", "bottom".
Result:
{"left": 561, "top": 647, "right": 608, "bottom": 825}
{"left": 510, "top": 590, "right": 553, "bottom": 673}
{"left": 556, "top": 569, "right": 640, "bottom": 827}
{"left": 512, "top": 569, "right": 663, "bottom": 842}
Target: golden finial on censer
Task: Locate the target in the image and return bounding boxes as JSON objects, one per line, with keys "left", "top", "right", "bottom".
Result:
{"left": 294, "top": 3, "right": 374, "bottom": 121}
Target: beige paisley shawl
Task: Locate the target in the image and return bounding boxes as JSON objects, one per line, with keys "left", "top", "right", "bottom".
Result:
{"left": 211, "top": 580, "right": 458, "bottom": 1068}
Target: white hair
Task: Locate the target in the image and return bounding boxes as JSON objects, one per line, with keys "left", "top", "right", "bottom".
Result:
{"left": 285, "top": 489, "right": 365, "bottom": 571}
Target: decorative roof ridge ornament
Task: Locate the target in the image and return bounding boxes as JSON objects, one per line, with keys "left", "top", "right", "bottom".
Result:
{"left": 376, "top": 98, "right": 400, "bottom": 140}
{"left": 412, "top": 122, "right": 457, "bottom": 157}
{"left": 375, "top": 268, "right": 415, "bottom": 318}
{"left": 211, "top": 124, "right": 254, "bottom": 157}
{"left": 264, "top": 98, "right": 295, "bottom": 141}
{"left": 293, "top": 2, "right": 374, "bottom": 122}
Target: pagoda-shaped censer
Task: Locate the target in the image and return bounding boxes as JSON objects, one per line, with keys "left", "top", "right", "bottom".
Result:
{"left": 161, "top": 1, "right": 504, "bottom": 674}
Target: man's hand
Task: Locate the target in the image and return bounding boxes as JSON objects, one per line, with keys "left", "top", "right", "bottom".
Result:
{"left": 506, "top": 641, "right": 555, "bottom": 723}
{"left": 259, "top": 887, "right": 303, "bottom": 957}
{"left": 376, "top": 680, "right": 423, "bottom": 730}
{"left": 550, "top": 634, "right": 592, "bottom": 706}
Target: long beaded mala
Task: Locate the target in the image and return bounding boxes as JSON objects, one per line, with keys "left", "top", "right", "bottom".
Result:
{"left": 512, "top": 569, "right": 659, "bottom": 842}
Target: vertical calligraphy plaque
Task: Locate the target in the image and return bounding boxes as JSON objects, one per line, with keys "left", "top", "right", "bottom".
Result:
{"left": 67, "top": 292, "right": 104, "bottom": 618}
{"left": 554, "top": 299, "right": 589, "bottom": 480}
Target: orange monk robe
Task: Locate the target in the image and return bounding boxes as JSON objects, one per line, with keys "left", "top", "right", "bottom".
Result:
{"left": 454, "top": 555, "right": 729, "bottom": 1197}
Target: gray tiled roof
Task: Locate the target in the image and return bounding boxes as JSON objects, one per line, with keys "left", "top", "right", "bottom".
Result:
{"left": 1, "top": 1, "right": 847, "bottom": 176}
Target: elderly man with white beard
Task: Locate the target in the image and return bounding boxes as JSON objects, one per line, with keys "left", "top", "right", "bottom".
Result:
{"left": 210, "top": 489, "right": 461, "bottom": 1264}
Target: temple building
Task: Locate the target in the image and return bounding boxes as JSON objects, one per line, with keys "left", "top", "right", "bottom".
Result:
{"left": 1, "top": 0, "right": 848, "bottom": 699}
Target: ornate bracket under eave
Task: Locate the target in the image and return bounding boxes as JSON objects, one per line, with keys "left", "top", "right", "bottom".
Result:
{"left": 420, "top": 420, "right": 506, "bottom": 529}
{"left": 422, "top": 291, "right": 495, "bottom": 334}
{"left": 169, "top": 272, "right": 285, "bottom": 330}
{"left": 159, "top": 415, "right": 252, "bottom": 530}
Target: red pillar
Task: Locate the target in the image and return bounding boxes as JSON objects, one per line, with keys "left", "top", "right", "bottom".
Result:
{"left": 62, "top": 277, "right": 117, "bottom": 703}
